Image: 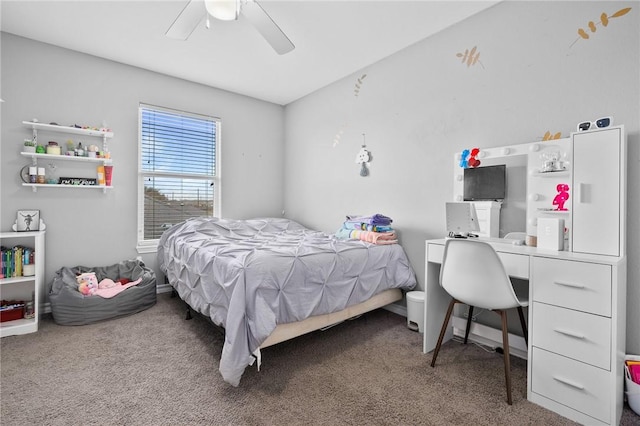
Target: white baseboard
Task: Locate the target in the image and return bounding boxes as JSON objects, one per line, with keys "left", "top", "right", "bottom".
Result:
{"left": 451, "top": 315, "right": 528, "bottom": 360}
{"left": 156, "top": 283, "right": 173, "bottom": 293}
{"left": 383, "top": 302, "right": 407, "bottom": 317}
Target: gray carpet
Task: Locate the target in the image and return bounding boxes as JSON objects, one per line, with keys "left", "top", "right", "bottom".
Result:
{"left": 1, "top": 293, "right": 637, "bottom": 425}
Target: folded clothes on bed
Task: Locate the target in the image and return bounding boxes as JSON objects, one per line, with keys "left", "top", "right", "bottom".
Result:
{"left": 345, "top": 214, "right": 393, "bottom": 226}
{"left": 336, "top": 214, "right": 397, "bottom": 244}
{"left": 335, "top": 227, "right": 353, "bottom": 240}
{"left": 341, "top": 222, "right": 393, "bottom": 232}
{"left": 350, "top": 230, "right": 398, "bottom": 245}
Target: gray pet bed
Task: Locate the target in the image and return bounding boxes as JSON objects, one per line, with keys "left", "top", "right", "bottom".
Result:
{"left": 49, "top": 259, "right": 157, "bottom": 326}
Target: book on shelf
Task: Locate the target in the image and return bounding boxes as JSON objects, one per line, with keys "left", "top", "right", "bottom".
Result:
{"left": 0, "top": 245, "right": 34, "bottom": 278}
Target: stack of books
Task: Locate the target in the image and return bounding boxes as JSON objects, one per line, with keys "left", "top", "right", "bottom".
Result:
{"left": 0, "top": 245, "right": 35, "bottom": 279}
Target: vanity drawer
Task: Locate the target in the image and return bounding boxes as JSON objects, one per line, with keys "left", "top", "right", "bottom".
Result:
{"left": 532, "top": 302, "right": 611, "bottom": 370}
{"left": 532, "top": 347, "right": 610, "bottom": 424}
{"left": 427, "top": 243, "right": 445, "bottom": 263}
{"left": 427, "top": 242, "right": 529, "bottom": 279}
{"left": 532, "top": 257, "right": 611, "bottom": 316}
{"left": 497, "top": 252, "right": 529, "bottom": 279}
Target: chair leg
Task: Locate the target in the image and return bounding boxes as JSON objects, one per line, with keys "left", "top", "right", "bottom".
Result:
{"left": 517, "top": 306, "right": 528, "bottom": 346}
{"left": 499, "top": 310, "right": 513, "bottom": 405}
{"left": 430, "top": 298, "right": 457, "bottom": 368}
{"left": 464, "top": 305, "right": 474, "bottom": 344}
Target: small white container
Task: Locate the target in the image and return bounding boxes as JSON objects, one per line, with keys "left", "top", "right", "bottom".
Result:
{"left": 23, "top": 264, "right": 36, "bottom": 276}
{"left": 46, "top": 145, "right": 61, "bottom": 155}
{"left": 537, "top": 217, "right": 564, "bottom": 250}
{"left": 28, "top": 166, "right": 37, "bottom": 183}
{"left": 625, "top": 355, "right": 640, "bottom": 415}
{"left": 36, "top": 167, "right": 46, "bottom": 184}
{"left": 406, "top": 290, "right": 425, "bottom": 333}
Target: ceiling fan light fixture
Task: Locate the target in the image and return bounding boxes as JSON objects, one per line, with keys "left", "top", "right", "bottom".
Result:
{"left": 205, "top": 0, "right": 239, "bottom": 21}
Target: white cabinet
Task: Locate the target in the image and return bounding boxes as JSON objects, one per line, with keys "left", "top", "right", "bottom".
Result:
{"left": 529, "top": 255, "right": 626, "bottom": 425}
{"left": 21, "top": 121, "right": 114, "bottom": 193}
{"left": 0, "top": 231, "right": 45, "bottom": 337}
{"left": 572, "top": 126, "right": 625, "bottom": 256}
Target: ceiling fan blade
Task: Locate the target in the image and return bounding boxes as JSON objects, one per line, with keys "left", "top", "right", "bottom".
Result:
{"left": 241, "top": 1, "right": 295, "bottom": 55}
{"left": 166, "top": 0, "right": 206, "bottom": 40}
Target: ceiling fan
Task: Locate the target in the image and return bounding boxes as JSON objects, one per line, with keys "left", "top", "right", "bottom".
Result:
{"left": 166, "top": 0, "right": 295, "bottom": 55}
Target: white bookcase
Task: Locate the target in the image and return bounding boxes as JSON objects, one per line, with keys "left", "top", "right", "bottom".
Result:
{"left": 0, "top": 231, "right": 45, "bottom": 337}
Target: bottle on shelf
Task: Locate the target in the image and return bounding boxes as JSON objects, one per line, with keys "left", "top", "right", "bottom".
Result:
{"left": 29, "top": 166, "right": 37, "bottom": 183}
{"left": 66, "top": 139, "right": 75, "bottom": 156}
{"left": 36, "top": 167, "right": 45, "bottom": 184}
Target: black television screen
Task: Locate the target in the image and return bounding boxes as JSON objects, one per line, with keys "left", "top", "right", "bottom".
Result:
{"left": 463, "top": 164, "right": 506, "bottom": 201}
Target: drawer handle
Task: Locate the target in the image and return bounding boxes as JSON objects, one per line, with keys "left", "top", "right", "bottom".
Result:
{"left": 554, "top": 280, "right": 586, "bottom": 289}
{"left": 553, "top": 328, "right": 586, "bottom": 339}
{"left": 553, "top": 376, "right": 585, "bottom": 390}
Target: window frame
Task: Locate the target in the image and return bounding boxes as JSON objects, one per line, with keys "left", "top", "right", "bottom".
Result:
{"left": 136, "top": 103, "right": 221, "bottom": 253}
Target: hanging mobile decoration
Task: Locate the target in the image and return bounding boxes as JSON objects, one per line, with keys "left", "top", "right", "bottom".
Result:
{"left": 355, "top": 133, "right": 371, "bottom": 177}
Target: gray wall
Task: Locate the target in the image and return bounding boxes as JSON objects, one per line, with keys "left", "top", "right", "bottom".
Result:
{"left": 1, "top": 34, "right": 285, "bottom": 286}
{"left": 283, "top": 1, "right": 640, "bottom": 352}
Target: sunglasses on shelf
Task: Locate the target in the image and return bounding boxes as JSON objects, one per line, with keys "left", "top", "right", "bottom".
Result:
{"left": 577, "top": 117, "right": 613, "bottom": 132}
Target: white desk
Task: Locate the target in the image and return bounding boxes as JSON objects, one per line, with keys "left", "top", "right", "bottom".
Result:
{"left": 424, "top": 238, "right": 627, "bottom": 425}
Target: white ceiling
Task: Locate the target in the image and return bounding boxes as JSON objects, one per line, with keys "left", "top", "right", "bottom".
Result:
{"left": 1, "top": 0, "right": 499, "bottom": 105}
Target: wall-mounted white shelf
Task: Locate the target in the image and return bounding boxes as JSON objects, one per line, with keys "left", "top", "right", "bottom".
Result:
{"left": 536, "top": 208, "right": 570, "bottom": 214}
{"left": 531, "top": 170, "right": 570, "bottom": 178}
{"left": 22, "top": 121, "right": 113, "bottom": 138}
{"left": 21, "top": 120, "right": 114, "bottom": 193}
{"left": 21, "top": 183, "right": 112, "bottom": 193}
{"left": 20, "top": 152, "right": 112, "bottom": 165}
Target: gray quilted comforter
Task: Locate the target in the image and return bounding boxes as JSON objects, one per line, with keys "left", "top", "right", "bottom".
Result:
{"left": 157, "top": 217, "right": 416, "bottom": 386}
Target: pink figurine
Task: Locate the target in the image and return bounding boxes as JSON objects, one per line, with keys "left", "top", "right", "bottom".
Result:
{"left": 553, "top": 183, "right": 570, "bottom": 211}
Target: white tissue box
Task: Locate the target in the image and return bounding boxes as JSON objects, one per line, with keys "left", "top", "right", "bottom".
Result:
{"left": 537, "top": 218, "right": 564, "bottom": 250}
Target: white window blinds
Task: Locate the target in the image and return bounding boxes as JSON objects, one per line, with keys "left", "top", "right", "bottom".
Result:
{"left": 138, "top": 105, "right": 219, "bottom": 245}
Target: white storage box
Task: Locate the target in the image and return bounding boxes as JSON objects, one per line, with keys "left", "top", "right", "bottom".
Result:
{"left": 625, "top": 355, "right": 640, "bottom": 415}
{"left": 537, "top": 217, "right": 564, "bottom": 250}
{"left": 406, "top": 291, "right": 425, "bottom": 333}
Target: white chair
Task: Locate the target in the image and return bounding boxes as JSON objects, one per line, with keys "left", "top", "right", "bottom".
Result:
{"left": 430, "top": 239, "right": 529, "bottom": 405}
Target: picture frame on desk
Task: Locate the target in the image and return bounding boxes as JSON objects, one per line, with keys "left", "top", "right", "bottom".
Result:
{"left": 16, "top": 210, "right": 39, "bottom": 232}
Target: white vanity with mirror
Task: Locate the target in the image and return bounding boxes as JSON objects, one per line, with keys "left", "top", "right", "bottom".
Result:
{"left": 452, "top": 137, "right": 573, "bottom": 245}
{"left": 425, "top": 125, "right": 627, "bottom": 425}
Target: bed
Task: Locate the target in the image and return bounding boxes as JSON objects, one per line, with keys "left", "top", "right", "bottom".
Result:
{"left": 157, "top": 217, "right": 417, "bottom": 386}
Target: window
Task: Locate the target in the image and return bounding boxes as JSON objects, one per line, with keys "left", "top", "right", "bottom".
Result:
{"left": 137, "top": 104, "right": 220, "bottom": 252}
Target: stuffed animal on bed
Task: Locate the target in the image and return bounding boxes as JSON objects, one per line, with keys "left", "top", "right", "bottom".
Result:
{"left": 76, "top": 272, "right": 99, "bottom": 296}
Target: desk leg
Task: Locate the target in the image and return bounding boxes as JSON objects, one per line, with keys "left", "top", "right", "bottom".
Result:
{"left": 423, "top": 260, "right": 453, "bottom": 354}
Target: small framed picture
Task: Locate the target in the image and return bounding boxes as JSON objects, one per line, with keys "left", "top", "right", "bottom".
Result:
{"left": 16, "top": 210, "right": 40, "bottom": 232}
